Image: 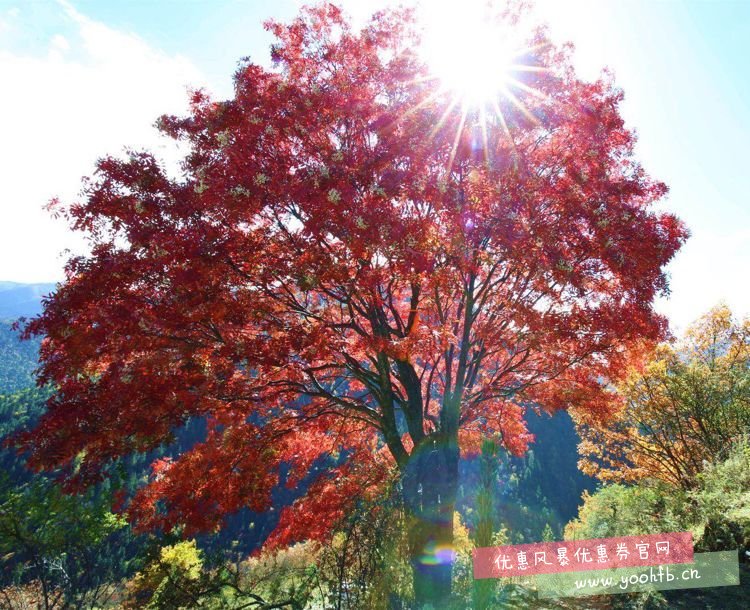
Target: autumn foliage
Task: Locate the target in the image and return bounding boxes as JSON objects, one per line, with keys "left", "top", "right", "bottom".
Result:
{"left": 576, "top": 305, "right": 750, "bottom": 489}
{"left": 12, "top": 2, "right": 685, "bottom": 584}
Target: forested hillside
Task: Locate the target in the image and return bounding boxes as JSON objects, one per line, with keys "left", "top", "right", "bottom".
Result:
{"left": 0, "top": 281, "right": 55, "bottom": 321}
{"left": 458, "top": 410, "right": 596, "bottom": 544}
{"left": 0, "top": 322, "right": 41, "bottom": 393}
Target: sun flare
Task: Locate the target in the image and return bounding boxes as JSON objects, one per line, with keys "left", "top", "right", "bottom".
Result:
{"left": 422, "top": 19, "right": 516, "bottom": 106}
{"left": 420, "top": 2, "right": 526, "bottom": 107}
{"left": 413, "top": 1, "right": 549, "bottom": 168}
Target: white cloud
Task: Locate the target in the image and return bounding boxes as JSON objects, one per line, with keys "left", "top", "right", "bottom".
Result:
{"left": 656, "top": 226, "right": 750, "bottom": 333}
{"left": 0, "top": 1, "right": 204, "bottom": 282}
{"left": 49, "top": 33, "right": 70, "bottom": 53}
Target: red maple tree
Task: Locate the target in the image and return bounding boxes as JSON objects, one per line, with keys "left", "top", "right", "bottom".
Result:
{"left": 13, "top": 3, "right": 686, "bottom": 604}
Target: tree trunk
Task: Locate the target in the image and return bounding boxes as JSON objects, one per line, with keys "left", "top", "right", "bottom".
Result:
{"left": 473, "top": 438, "right": 498, "bottom": 610}
{"left": 401, "top": 433, "right": 460, "bottom": 609}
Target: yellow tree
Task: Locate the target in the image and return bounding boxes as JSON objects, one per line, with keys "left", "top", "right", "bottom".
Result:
{"left": 576, "top": 305, "right": 750, "bottom": 489}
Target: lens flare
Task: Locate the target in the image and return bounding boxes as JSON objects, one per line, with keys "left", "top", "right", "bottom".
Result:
{"left": 420, "top": 1, "right": 528, "bottom": 107}
{"left": 413, "top": 0, "right": 550, "bottom": 170}
{"left": 419, "top": 542, "right": 457, "bottom": 566}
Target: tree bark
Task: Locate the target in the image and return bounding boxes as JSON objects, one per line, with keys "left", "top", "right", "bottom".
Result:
{"left": 401, "top": 433, "right": 460, "bottom": 609}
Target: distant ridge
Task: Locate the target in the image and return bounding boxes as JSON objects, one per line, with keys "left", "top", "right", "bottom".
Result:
{"left": 0, "top": 281, "right": 57, "bottom": 321}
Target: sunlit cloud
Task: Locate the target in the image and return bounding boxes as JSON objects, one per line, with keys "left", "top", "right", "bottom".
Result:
{"left": 0, "top": 1, "right": 204, "bottom": 282}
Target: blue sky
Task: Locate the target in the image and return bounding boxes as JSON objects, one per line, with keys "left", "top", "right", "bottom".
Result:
{"left": 0, "top": 0, "right": 748, "bottom": 332}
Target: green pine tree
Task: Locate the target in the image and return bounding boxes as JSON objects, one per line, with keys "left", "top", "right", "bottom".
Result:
{"left": 542, "top": 522, "right": 555, "bottom": 542}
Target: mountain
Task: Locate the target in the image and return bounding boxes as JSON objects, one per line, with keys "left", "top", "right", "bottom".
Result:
{"left": 0, "top": 281, "right": 56, "bottom": 321}
{"left": 516, "top": 409, "right": 597, "bottom": 521}
{"left": 0, "top": 281, "right": 52, "bottom": 392}
{"left": 0, "top": 323, "right": 41, "bottom": 393}
{"left": 458, "top": 410, "right": 596, "bottom": 543}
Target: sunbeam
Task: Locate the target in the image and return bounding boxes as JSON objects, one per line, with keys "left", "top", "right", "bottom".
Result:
{"left": 417, "top": 0, "right": 549, "bottom": 161}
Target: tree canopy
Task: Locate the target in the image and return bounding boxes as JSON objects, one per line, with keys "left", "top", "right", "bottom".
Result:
{"left": 577, "top": 304, "right": 750, "bottom": 489}
{"left": 11, "top": 2, "right": 686, "bottom": 603}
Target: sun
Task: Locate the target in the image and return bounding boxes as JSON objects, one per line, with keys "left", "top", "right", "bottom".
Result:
{"left": 413, "top": 0, "right": 548, "bottom": 168}
{"left": 420, "top": 8, "right": 519, "bottom": 107}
